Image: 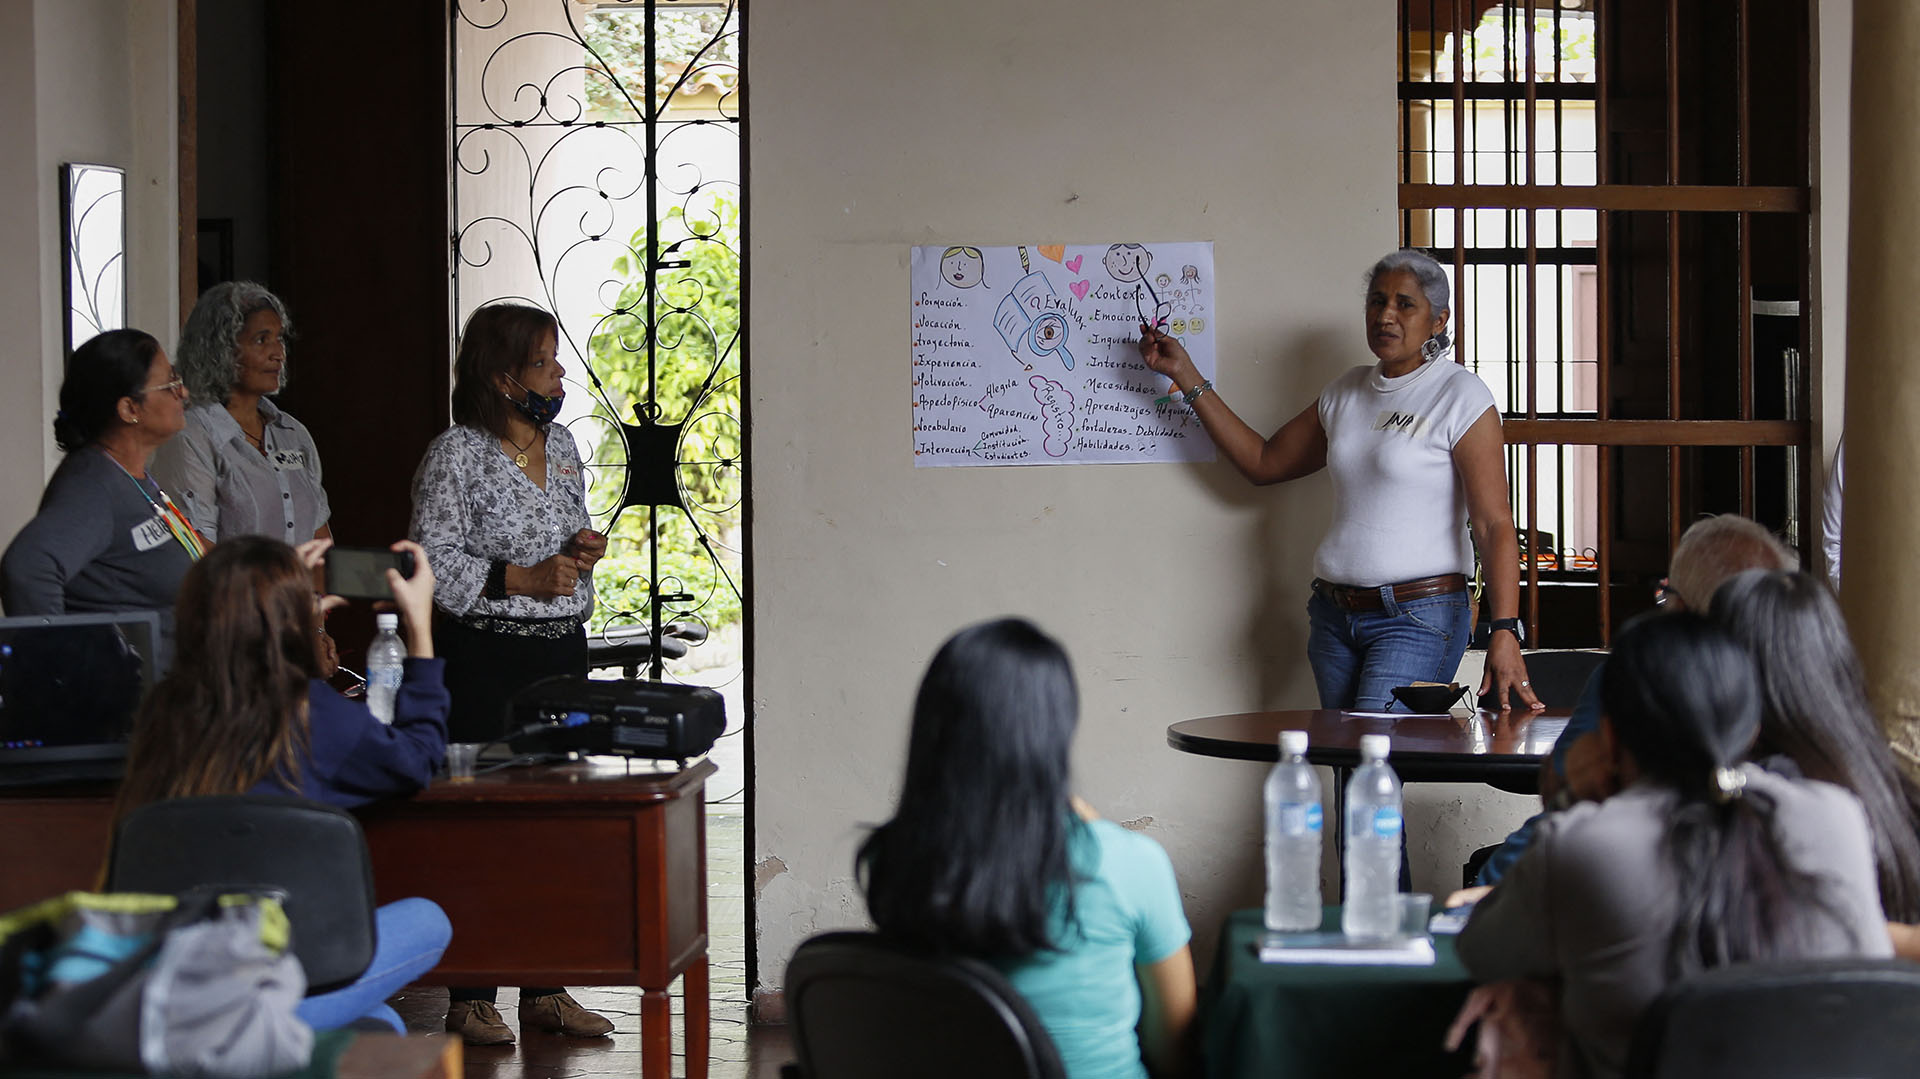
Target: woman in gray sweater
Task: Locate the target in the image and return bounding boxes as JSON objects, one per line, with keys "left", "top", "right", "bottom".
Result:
{"left": 1456, "top": 614, "right": 1890, "bottom": 1079}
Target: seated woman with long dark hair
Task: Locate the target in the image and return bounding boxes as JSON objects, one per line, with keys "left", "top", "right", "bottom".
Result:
{"left": 1456, "top": 614, "right": 1890, "bottom": 1079}
{"left": 1709, "top": 568, "right": 1920, "bottom": 944}
{"left": 118, "top": 536, "right": 452, "bottom": 1033}
{"left": 857, "top": 618, "right": 1197, "bottom": 1079}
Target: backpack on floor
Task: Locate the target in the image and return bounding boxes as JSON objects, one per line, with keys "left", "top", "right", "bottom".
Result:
{"left": 0, "top": 889, "right": 313, "bottom": 1077}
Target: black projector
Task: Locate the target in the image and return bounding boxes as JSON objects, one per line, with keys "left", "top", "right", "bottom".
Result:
{"left": 506, "top": 677, "right": 725, "bottom": 763}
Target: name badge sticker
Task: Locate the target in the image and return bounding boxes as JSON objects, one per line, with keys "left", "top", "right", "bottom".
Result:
{"left": 270, "top": 449, "right": 308, "bottom": 471}
{"left": 131, "top": 516, "right": 172, "bottom": 552}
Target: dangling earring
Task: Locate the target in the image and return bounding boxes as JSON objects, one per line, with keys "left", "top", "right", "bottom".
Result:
{"left": 1421, "top": 336, "right": 1442, "bottom": 361}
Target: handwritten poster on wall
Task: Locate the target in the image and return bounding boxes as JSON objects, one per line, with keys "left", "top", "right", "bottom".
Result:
{"left": 910, "top": 242, "right": 1216, "bottom": 467}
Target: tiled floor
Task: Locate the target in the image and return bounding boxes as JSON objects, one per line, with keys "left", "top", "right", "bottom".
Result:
{"left": 388, "top": 656, "right": 788, "bottom": 1078}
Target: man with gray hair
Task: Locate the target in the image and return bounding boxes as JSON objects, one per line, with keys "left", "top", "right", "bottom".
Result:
{"left": 1465, "top": 514, "right": 1798, "bottom": 889}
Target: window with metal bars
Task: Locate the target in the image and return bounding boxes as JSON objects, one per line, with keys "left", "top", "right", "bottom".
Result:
{"left": 1400, "top": 0, "right": 1810, "bottom": 647}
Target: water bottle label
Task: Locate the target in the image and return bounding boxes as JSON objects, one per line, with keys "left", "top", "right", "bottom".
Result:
{"left": 369, "top": 668, "right": 403, "bottom": 689}
{"left": 1372, "top": 806, "right": 1403, "bottom": 839}
{"left": 1279, "top": 802, "right": 1324, "bottom": 836}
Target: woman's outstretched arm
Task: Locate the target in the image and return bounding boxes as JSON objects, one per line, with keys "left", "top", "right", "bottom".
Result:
{"left": 1138, "top": 324, "right": 1327, "bottom": 485}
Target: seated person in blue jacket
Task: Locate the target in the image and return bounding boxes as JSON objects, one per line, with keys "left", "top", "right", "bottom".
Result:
{"left": 117, "top": 535, "right": 450, "bottom": 1034}
{"left": 856, "top": 618, "right": 1198, "bottom": 1079}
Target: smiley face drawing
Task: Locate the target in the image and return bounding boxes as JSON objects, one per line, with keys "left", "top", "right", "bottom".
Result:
{"left": 1156, "top": 272, "right": 1173, "bottom": 290}
{"left": 1104, "top": 243, "right": 1151, "bottom": 283}
{"left": 1169, "top": 318, "right": 1188, "bottom": 335}
{"left": 940, "top": 246, "right": 985, "bottom": 288}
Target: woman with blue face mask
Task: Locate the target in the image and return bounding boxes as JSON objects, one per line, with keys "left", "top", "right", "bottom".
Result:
{"left": 406, "top": 302, "right": 611, "bottom": 1045}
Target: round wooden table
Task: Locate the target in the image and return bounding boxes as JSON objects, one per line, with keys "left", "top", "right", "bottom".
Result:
{"left": 1167, "top": 707, "right": 1569, "bottom": 789}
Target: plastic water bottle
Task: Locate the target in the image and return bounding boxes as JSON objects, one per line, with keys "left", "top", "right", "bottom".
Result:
{"left": 366, "top": 613, "right": 405, "bottom": 725}
{"left": 1341, "top": 734, "right": 1403, "bottom": 938}
{"left": 1264, "top": 729, "right": 1323, "bottom": 931}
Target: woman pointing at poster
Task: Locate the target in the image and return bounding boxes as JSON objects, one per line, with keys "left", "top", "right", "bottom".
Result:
{"left": 1138, "top": 248, "right": 1539, "bottom": 712}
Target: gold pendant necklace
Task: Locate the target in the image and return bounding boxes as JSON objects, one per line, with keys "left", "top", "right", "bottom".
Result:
{"left": 505, "top": 431, "right": 536, "bottom": 469}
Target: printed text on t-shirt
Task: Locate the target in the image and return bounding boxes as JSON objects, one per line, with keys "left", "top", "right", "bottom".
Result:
{"left": 1373, "top": 409, "right": 1429, "bottom": 437}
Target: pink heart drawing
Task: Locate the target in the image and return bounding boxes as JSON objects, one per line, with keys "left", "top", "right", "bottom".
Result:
{"left": 1069, "top": 280, "right": 1091, "bottom": 300}
{"left": 1065, "top": 255, "right": 1084, "bottom": 273}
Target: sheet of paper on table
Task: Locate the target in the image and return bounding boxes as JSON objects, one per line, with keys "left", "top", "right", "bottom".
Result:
{"left": 1342, "top": 711, "right": 1455, "bottom": 719}
{"left": 1257, "top": 932, "right": 1437, "bottom": 966}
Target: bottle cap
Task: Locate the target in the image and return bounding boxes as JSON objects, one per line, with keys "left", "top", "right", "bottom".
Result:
{"left": 1359, "top": 733, "right": 1391, "bottom": 760}
{"left": 1279, "top": 730, "right": 1308, "bottom": 755}
{"left": 376, "top": 612, "right": 399, "bottom": 630}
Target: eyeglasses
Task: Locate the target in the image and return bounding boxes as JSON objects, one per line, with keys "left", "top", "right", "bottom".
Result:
{"left": 142, "top": 376, "right": 186, "bottom": 398}
{"left": 1654, "top": 578, "right": 1684, "bottom": 608}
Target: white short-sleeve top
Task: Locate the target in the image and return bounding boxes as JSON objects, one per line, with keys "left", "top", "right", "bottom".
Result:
{"left": 1312, "top": 358, "right": 1498, "bottom": 587}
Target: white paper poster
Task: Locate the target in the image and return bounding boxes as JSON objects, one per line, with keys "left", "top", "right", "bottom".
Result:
{"left": 910, "top": 242, "right": 1216, "bottom": 467}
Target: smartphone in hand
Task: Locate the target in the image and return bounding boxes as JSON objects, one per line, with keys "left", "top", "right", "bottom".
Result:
{"left": 323, "top": 546, "right": 417, "bottom": 600}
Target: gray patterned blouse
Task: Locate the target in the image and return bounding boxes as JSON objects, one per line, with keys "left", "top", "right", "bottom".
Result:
{"left": 408, "top": 423, "right": 594, "bottom": 621}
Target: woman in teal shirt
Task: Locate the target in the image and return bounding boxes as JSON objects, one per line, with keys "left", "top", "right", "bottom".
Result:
{"left": 858, "top": 618, "right": 1197, "bottom": 1078}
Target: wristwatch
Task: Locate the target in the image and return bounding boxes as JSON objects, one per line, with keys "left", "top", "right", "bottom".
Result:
{"left": 1488, "top": 617, "right": 1527, "bottom": 645}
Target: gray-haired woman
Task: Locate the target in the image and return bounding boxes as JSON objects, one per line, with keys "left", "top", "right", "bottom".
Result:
{"left": 151, "top": 281, "right": 332, "bottom": 544}
{"left": 1138, "top": 248, "right": 1537, "bottom": 712}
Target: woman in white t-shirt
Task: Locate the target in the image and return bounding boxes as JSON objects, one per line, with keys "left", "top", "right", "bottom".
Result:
{"left": 1138, "top": 248, "right": 1539, "bottom": 711}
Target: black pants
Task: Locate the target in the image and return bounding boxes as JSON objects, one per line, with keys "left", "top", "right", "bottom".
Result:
{"left": 439, "top": 616, "right": 587, "bottom": 1004}
{"left": 436, "top": 615, "right": 588, "bottom": 744}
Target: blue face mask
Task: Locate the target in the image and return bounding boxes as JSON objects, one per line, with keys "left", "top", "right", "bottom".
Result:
{"left": 505, "top": 374, "right": 563, "bottom": 427}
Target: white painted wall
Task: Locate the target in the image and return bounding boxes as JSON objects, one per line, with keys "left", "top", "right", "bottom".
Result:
{"left": 747, "top": 0, "right": 1544, "bottom": 988}
{"left": 1815, "top": 0, "right": 1851, "bottom": 473}
{"left": 0, "top": 0, "right": 178, "bottom": 547}
{"left": 0, "top": 3, "right": 47, "bottom": 543}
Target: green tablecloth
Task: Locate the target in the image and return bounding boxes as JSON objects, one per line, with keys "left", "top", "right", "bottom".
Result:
{"left": 1202, "top": 908, "right": 1475, "bottom": 1079}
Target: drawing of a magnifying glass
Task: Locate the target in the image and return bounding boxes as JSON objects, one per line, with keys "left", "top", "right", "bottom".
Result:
{"left": 1026, "top": 311, "right": 1075, "bottom": 371}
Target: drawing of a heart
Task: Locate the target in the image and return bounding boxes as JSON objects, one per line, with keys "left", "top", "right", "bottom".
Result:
{"left": 1065, "top": 255, "right": 1084, "bottom": 273}
{"left": 1039, "top": 245, "right": 1065, "bottom": 262}
{"left": 1069, "top": 280, "right": 1091, "bottom": 300}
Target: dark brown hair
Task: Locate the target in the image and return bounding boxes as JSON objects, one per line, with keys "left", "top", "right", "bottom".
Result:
{"left": 450, "top": 303, "right": 558, "bottom": 439}
{"left": 117, "top": 537, "right": 321, "bottom": 814}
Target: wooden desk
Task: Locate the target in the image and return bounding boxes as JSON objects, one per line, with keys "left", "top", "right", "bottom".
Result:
{"left": 0, "top": 760, "right": 712, "bottom": 1079}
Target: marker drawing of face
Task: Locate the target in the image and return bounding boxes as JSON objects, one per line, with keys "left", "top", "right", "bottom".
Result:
{"left": 1104, "top": 243, "right": 1151, "bottom": 283}
{"left": 940, "top": 246, "right": 985, "bottom": 288}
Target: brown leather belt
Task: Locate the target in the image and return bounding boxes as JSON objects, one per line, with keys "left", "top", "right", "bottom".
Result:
{"left": 1313, "top": 573, "right": 1468, "bottom": 612}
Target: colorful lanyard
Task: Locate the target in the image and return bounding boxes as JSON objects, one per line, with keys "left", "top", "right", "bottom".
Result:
{"left": 114, "top": 461, "right": 207, "bottom": 561}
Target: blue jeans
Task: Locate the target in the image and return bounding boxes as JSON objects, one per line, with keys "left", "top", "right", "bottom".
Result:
{"left": 295, "top": 897, "right": 451, "bottom": 1033}
{"left": 1306, "top": 584, "right": 1473, "bottom": 711}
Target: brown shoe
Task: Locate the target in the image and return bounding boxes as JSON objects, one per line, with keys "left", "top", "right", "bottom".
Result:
{"left": 521, "top": 991, "right": 615, "bottom": 1037}
{"left": 446, "top": 1000, "right": 515, "bottom": 1045}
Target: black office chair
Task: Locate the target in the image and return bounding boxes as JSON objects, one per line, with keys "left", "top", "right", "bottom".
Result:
{"left": 1516, "top": 649, "right": 1607, "bottom": 709}
{"left": 105, "top": 795, "right": 378, "bottom": 993}
{"left": 781, "top": 931, "right": 1067, "bottom": 1079}
{"left": 1625, "top": 957, "right": 1920, "bottom": 1078}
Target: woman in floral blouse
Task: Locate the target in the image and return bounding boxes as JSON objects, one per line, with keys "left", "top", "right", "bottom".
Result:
{"left": 407, "top": 301, "right": 612, "bottom": 1045}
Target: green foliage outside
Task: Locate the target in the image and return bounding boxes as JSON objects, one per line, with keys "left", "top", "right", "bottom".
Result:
{"left": 585, "top": 192, "right": 742, "bottom": 637}
{"left": 1453, "top": 9, "right": 1596, "bottom": 78}
{"left": 582, "top": 7, "right": 740, "bottom": 118}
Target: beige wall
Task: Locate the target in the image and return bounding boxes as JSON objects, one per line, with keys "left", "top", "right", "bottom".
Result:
{"left": 0, "top": 0, "right": 178, "bottom": 545}
{"left": 746, "top": 0, "right": 1534, "bottom": 988}
{"left": 1815, "top": 0, "right": 1851, "bottom": 471}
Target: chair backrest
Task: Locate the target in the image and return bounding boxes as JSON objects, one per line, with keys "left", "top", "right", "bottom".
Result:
{"left": 1518, "top": 649, "right": 1608, "bottom": 709}
{"left": 784, "top": 931, "right": 1067, "bottom": 1079}
{"left": 106, "top": 795, "right": 378, "bottom": 993}
{"left": 1625, "top": 957, "right": 1920, "bottom": 1078}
